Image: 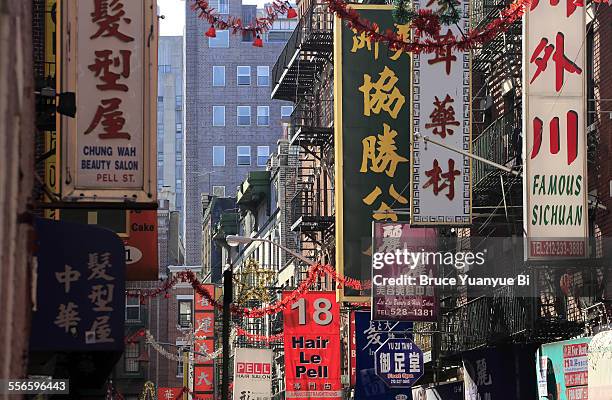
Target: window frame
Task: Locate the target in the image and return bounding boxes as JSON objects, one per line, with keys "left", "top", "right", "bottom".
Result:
{"left": 212, "top": 106, "right": 225, "bottom": 126}
{"left": 212, "top": 65, "right": 225, "bottom": 87}
{"left": 213, "top": 145, "right": 226, "bottom": 167}
{"left": 208, "top": 30, "right": 229, "bottom": 48}
{"left": 124, "top": 341, "right": 140, "bottom": 373}
{"left": 212, "top": 185, "right": 226, "bottom": 197}
{"left": 281, "top": 105, "right": 293, "bottom": 119}
{"left": 236, "top": 106, "right": 251, "bottom": 126}
{"left": 237, "top": 66, "right": 251, "bottom": 86}
{"left": 257, "top": 145, "right": 270, "bottom": 167}
{"left": 237, "top": 146, "right": 251, "bottom": 166}
{"left": 257, "top": 66, "right": 270, "bottom": 86}
{"left": 257, "top": 106, "right": 270, "bottom": 126}
{"left": 125, "top": 296, "right": 141, "bottom": 321}
{"left": 178, "top": 299, "right": 193, "bottom": 328}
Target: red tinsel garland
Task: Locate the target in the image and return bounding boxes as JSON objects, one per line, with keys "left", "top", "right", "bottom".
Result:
{"left": 235, "top": 327, "right": 284, "bottom": 343}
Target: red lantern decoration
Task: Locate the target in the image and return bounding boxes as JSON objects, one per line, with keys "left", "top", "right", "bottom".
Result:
{"left": 205, "top": 25, "right": 217, "bottom": 38}
{"left": 286, "top": 7, "right": 297, "bottom": 19}
{"left": 253, "top": 35, "right": 264, "bottom": 47}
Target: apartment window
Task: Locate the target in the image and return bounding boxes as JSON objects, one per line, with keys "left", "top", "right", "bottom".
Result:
{"left": 212, "top": 185, "right": 226, "bottom": 197}
{"left": 237, "top": 106, "right": 251, "bottom": 126}
{"left": 175, "top": 95, "right": 182, "bottom": 110}
{"left": 176, "top": 122, "right": 182, "bottom": 132}
{"left": 178, "top": 300, "right": 192, "bottom": 327}
{"left": 237, "top": 66, "right": 251, "bottom": 86}
{"left": 213, "top": 66, "right": 225, "bottom": 86}
{"left": 257, "top": 66, "right": 269, "bottom": 86}
{"left": 257, "top": 146, "right": 270, "bottom": 166}
{"left": 124, "top": 342, "right": 140, "bottom": 373}
{"left": 158, "top": 96, "right": 163, "bottom": 102}
{"left": 213, "top": 146, "right": 226, "bottom": 167}
{"left": 125, "top": 296, "right": 140, "bottom": 321}
{"left": 281, "top": 105, "right": 293, "bottom": 118}
{"left": 212, "top": 106, "right": 225, "bottom": 126}
{"left": 209, "top": 30, "right": 229, "bottom": 48}
{"left": 210, "top": 0, "right": 229, "bottom": 14}
{"left": 257, "top": 106, "right": 270, "bottom": 126}
{"left": 176, "top": 346, "right": 188, "bottom": 377}
{"left": 237, "top": 146, "right": 251, "bottom": 166}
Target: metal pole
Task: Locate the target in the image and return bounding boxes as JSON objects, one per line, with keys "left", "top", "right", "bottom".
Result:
{"left": 221, "top": 267, "right": 233, "bottom": 400}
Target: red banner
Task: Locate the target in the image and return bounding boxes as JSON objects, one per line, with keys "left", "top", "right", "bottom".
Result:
{"left": 157, "top": 387, "right": 182, "bottom": 400}
{"left": 124, "top": 210, "right": 158, "bottom": 280}
{"left": 194, "top": 365, "right": 215, "bottom": 392}
{"left": 195, "top": 284, "right": 215, "bottom": 311}
{"left": 283, "top": 291, "right": 342, "bottom": 399}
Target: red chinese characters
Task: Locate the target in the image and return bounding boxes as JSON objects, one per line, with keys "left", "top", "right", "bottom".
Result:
{"left": 530, "top": 0, "right": 580, "bottom": 18}
{"left": 88, "top": 49, "right": 132, "bottom": 91}
{"left": 91, "top": 0, "right": 134, "bottom": 42}
{"left": 425, "top": 94, "right": 460, "bottom": 138}
{"left": 531, "top": 110, "right": 579, "bottom": 165}
{"left": 422, "top": 159, "right": 461, "bottom": 200}
{"left": 530, "top": 32, "right": 582, "bottom": 92}
{"left": 427, "top": 29, "right": 457, "bottom": 75}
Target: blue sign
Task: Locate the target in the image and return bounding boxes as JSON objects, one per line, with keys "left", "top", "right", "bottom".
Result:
{"left": 30, "top": 218, "right": 125, "bottom": 351}
{"left": 355, "top": 311, "right": 413, "bottom": 400}
{"left": 375, "top": 338, "right": 423, "bottom": 388}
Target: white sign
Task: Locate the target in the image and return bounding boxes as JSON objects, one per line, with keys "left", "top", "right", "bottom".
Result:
{"left": 61, "top": 0, "right": 157, "bottom": 203}
{"left": 410, "top": 0, "right": 471, "bottom": 225}
{"left": 232, "top": 348, "right": 273, "bottom": 400}
{"left": 523, "top": 0, "right": 588, "bottom": 259}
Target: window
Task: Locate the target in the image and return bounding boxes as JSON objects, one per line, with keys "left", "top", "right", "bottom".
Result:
{"left": 178, "top": 300, "right": 192, "bottom": 327}
{"left": 209, "top": 0, "right": 229, "bottom": 14}
{"left": 213, "top": 146, "right": 225, "bottom": 167}
{"left": 125, "top": 296, "right": 140, "bottom": 321}
{"left": 257, "top": 146, "right": 270, "bottom": 166}
{"left": 176, "top": 345, "right": 188, "bottom": 377}
{"left": 158, "top": 96, "right": 163, "bottom": 103}
{"left": 212, "top": 185, "right": 226, "bottom": 197}
{"left": 176, "top": 122, "right": 182, "bottom": 133}
{"left": 209, "top": 30, "right": 229, "bottom": 48}
{"left": 213, "top": 66, "right": 225, "bottom": 87}
{"left": 257, "top": 106, "right": 270, "bottom": 126}
{"left": 237, "top": 106, "right": 251, "bottom": 126}
{"left": 257, "top": 66, "right": 269, "bottom": 86}
{"left": 237, "top": 146, "right": 251, "bottom": 166}
{"left": 124, "top": 342, "right": 140, "bottom": 373}
{"left": 237, "top": 66, "right": 251, "bottom": 86}
{"left": 281, "top": 105, "right": 293, "bottom": 118}
{"left": 175, "top": 95, "right": 182, "bottom": 110}
{"left": 212, "top": 106, "right": 225, "bottom": 126}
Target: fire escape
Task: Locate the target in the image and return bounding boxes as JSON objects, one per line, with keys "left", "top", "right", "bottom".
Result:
{"left": 271, "top": 0, "right": 335, "bottom": 279}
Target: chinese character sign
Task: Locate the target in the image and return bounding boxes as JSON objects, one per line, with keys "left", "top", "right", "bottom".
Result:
{"left": 334, "top": 6, "right": 411, "bottom": 301}
{"left": 374, "top": 338, "right": 423, "bottom": 388}
{"left": 283, "top": 292, "right": 342, "bottom": 400}
{"left": 158, "top": 388, "right": 183, "bottom": 400}
{"left": 193, "top": 292, "right": 215, "bottom": 397}
{"left": 30, "top": 218, "right": 125, "bottom": 351}
{"left": 410, "top": 0, "right": 471, "bottom": 225}
{"left": 61, "top": 0, "right": 156, "bottom": 203}
{"left": 233, "top": 348, "right": 273, "bottom": 400}
{"left": 524, "top": 0, "right": 588, "bottom": 259}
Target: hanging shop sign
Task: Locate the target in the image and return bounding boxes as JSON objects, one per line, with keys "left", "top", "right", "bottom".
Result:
{"left": 158, "top": 387, "right": 183, "bottom": 400}
{"left": 283, "top": 291, "right": 342, "bottom": 399}
{"left": 232, "top": 348, "right": 273, "bottom": 400}
{"left": 193, "top": 292, "right": 215, "bottom": 397}
{"left": 523, "top": 0, "right": 588, "bottom": 259}
{"left": 30, "top": 218, "right": 125, "bottom": 351}
{"left": 60, "top": 0, "right": 157, "bottom": 205}
{"left": 195, "top": 284, "right": 215, "bottom": 311}
{"left": 372, "top": 222, "right": 438, "bottom": 321}
{"left": 334, "top": 5, "right": 411, "bottom": 302}
{"left": 124, "top": 210, "right": 158, "bottom": 280}
{"left": 194, "top": 365, "right": 214, "bottom": 392}
{"left": 374, "top": 338, "right": 424, "bottom": 388}
{"left": 537, "top": 338, "right": 590, "bottom": 400}
{"left": 410, "top": 0, "right": 471, "bottom": 225}
{"left": 354, "top": 311, "right": 413, "bottom": 399}
{"left": 44, "top": 0, "right": 59, "bottom": 220}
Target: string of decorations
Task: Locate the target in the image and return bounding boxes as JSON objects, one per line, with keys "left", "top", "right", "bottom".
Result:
{"left": 139, "top": 382, "right": 156, "bottom": 400}
{"left": 235, "top": 326, "right": 284, "bottom": 343}
{"left": 126, "top": 263, "right": 370, "bottom": 318}
{"left": 191, "top": 0, "right": 297, "bottom": 47}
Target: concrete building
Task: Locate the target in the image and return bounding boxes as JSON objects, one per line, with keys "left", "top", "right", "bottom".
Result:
{"left": 158, "top": 36, "right": 185, "bottom": 228}
{"left": 184, "top": 0, "right": 296, "bottom": 265}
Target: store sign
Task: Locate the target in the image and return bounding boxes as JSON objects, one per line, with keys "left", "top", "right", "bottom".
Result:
{"left": 30, "top": 218, "right": 125, "bottom": 351}
{"left": 354, "top": 311, "right": 413, "bottom": 399}
{"left": 193, "top": 287, "right": 215, "bottom": 397}
{"left": 124, "top": 210, "right": 158, "bottom": 280}
{"left": 410, "top": 0, "right": 471, "bottom": 225}
{"left": 524, "top": 0, "right": 588, "bottom": 258}
{"left": 158, "top": 387, "right": 182, "bottom": 400}
{"left": 334, "top": 5, "right": 411, "bottom": 302}
{"left": 374, "top": 338, "right": 423, "bottom": 388}
{"left": 232, "top": 348, "right": 273, "bottom": 400}
{"left": 283, "top": 291, "right": 342, "bottom": 399}
{"left": 194, "top": 365, "right": 214, "bottom": 392}
{"left": 372, "top": 223, "right": 437, "bottom": 321}
{"left": 195, "top": 285, "right": 215, "bottom": 311}
{"left": 537, "top": 338, "right": 590, "bottom": 400}
{"left": 60, "top": 0, "right": 156, "bottom": 204}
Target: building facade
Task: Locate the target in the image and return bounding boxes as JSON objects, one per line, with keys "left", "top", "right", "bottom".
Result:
{"left": 184, "top": 0, "right": 296, "bottom": 265}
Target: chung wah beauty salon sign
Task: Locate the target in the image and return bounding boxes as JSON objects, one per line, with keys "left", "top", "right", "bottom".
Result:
{"left": 523, "top": 0, "right": 588, "bottom": 258}
{"left": 60, "top": 0, "right": 157, "bottom": 204}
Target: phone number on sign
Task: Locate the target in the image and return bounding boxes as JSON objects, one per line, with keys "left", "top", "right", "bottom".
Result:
{"left": 2, "top": 379, "right": 69, "bottom": 394}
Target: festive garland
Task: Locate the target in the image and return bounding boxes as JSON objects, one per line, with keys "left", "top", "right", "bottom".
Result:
{"left": 235, "top": 326, "right": 284, "bottom": 343}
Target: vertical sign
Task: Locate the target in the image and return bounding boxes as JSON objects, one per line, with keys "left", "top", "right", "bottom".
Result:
{"left": 372, "top": 223, "right": 437, "bottom": 321}
{"left": 563, "top": 343, "right": 588, "bottom": 399}
{"left": 124, "top": 210, "right": 159, "bottom": 280}
{"left": 524, "top": 0, "right": 588, "bottom": 258}
{"left": 334, "top": 5, "right": 411, "bottom": 302}
{"left": 349, "top": 311, "right": 357, "bottom": 387}
{"left": 193, "top": 285, "right": 215, "bottom": 398}
{"left": 44, "top": 0, "right": 59, "bottom": 220}
{"left": 232, "top": 348, "right": 273, "bottom": 400}
{"left": 283, "top": 291, "right": 342, "bottom": 399}
{"left": 60, "top": 0, "right": 156, "bottom": 204}
{"left": 410, "top": 0, "right": 471, "bottom": 224}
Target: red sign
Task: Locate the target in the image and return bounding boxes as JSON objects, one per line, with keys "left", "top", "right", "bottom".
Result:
{"left": 194, "top": 338, "right": 214, "bottom": 364}
{"left": 124, "top": 210, "right": 158, "bottom": 280}
{"left": 194, "top": 312, "right": 215, "bottom": 336}
{"left": 563, "top": 342, "right": 588, "bottom": 397}
{"left": 194, "top": 365, "right": 215, "bottom": 392}
{"left": 195, "top": 285, "right": 215, "bottom": 311}
{"left": 237, "top": 362, "right": 271, "bottom": 374}
{"left": 157, "top": 387, "right": 182, "bottom": 400}
{"left": 283, "top": 291, "right": 342, "bottom": 399}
